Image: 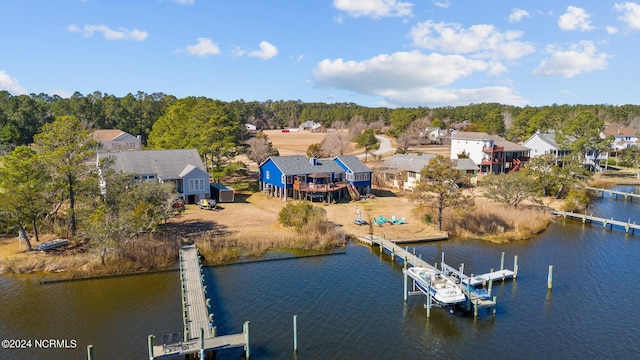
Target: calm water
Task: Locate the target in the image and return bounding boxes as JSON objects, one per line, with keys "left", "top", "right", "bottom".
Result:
{"left": 1, "top": 186, "right": 639, "bottom": 359}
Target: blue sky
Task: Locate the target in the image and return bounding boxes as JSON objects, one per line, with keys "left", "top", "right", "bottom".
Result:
{"left": 1, "top": 0, "right": 640, "bottom": 108}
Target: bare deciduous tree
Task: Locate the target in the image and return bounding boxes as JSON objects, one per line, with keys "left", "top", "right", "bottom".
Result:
{"left": 246, "top": 134, "right": 274, "bottom": 165}
{"left": 321, "top": 131, "right": 351, "bottom": 156}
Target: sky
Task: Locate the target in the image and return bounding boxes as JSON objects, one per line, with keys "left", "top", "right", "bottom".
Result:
{"left": 1, "top": 0, "right": 640, "bottom": 108}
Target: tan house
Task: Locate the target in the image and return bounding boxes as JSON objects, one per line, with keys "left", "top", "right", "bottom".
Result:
{"left": 91, "top": 129, "right": 141, "bottom": 152}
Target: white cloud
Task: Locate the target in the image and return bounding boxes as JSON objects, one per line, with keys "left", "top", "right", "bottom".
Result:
{"left": 558, "top": 6, "right": 594, "bottom": 31}
{"left": 185, "top": 38, "right": 221, "bottom": 57}
{"left": 409, "top": 21, "right": 535, "bottom": 60}
{"left": 532, "top": 41, "right": 610, "bottom": 78}
{"left": 383, "top": 86, "right": 529, "bottom": 107}
{"left": 50, "top": 89, "right": 73, "bottom": 98}
{"left": 434, "top": 0, "right": 450, "bottom": 8}
{"left": 67, "top": 24, "right": 148, "bottom": 41}
{"left": 607, "top": 25, "right": 619, "bottom": 34}
{"left": 249, "top": 41, "right": 279, "bottom": 60}
{"left": 312, "top": 50, "right": 527, "bottom": 107}
{"left": 0, "top": 70, "right": 27, "bottom": 95}
{"left": 508, "top": 9, "right": 530, "bottom": 23}
{"left": 173, "top": 0, "right": 194, "bottom": 4}
{"left": 614, "top": 2, "right": 640, "bottom": 29}
{"left": 333, "top": 0, "right": 414, "bottom": 19}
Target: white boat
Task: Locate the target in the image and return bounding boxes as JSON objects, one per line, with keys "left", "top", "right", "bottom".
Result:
{"left": 406, "top": 267, "right": 467, "bottom": 305}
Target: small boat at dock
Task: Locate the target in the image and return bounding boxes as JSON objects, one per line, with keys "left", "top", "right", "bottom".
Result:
{"left": 406, "top": 267, "right": 466, "bottom": 305}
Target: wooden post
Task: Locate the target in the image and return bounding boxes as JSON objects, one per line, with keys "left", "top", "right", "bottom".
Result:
{"left": 548, "top": 265, "right": 553, "bottom": 290}
{"left": 404, "top": 256, "right": 407, "bottom": 269}
{"left": 492, "top": 296, "right": 497, "bottom": 316}
{"left": 513, "top": 255, "right": 518, "bottom": 279}
{"left": 488, "top": 277, "right": 493, "bottom": 297}
{"left": 403, "top": 270, "right": 408, "bottom": 302}
{"left": 391, "top": 248, "right": 395, "bottom": 261}
{"left": 426, "top": 290, "right": 431, "bottom": 318}
{"left": 500, "top": 251, "right": 505, "bottom": 271}
{"left": 466, "top": 282, "right": 471, "bottom": 311}
{"left": 87, "top": 345, "right": 94, "bottom": 360}
{"left": 148, "top": 335, "right": 154, "bottom": 360}
{"left": 200, "top": 327, "right": 205, "bottom": 360}
{"left": 244, "top": 321, "right": 251, "bottom": 359}
{"left": 473, "top": 299, "right": 478, "bottom": 318}
{"left": 293, "top": 315, "right": 298, "bottom": 354}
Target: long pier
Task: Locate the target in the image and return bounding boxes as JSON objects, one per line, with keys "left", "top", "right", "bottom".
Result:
{"left": 147, "top": 245, "right": 250, "bottom": 359}
{"left": 553, "top": 210, "right": 639, "bottom": 234}
{"left": 358, "top": 236, "right": 516, "bottom": 318}
{"left": 586, "top": 186, "right": 640, "bottom": 201}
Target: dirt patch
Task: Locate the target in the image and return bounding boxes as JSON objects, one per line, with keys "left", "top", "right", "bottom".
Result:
{"left": 168, "top": 189, "right": 445, "bottom": 244}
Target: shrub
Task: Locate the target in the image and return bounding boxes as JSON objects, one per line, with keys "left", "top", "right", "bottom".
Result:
{"left": 279, "top": 202, "right": 327, "bottom": 233}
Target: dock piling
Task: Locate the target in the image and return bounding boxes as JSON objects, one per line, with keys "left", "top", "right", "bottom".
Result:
{"left": 513, "top": 256, "right": 518, "bottom": 279}
{"left": 500, "top": 252, "right": 505, "bottom": 271}
{"left": 548, "top": 265, "right": 553, "bottom": 290}
{"left": 87, "top": 345, "right": 93, "bottom": 360}
{"left": 293, "top": 315, "right": 298, "bottom": 354}
{"left": 147, "top": 335, "right": 154, "bottom": 360}
{"left": 244, "top": 321, "right": 251, "bottom": 359}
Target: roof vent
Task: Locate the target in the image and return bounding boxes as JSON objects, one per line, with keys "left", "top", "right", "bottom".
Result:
{"left": 310, "top": 157, "right": 317, "bottom": 166}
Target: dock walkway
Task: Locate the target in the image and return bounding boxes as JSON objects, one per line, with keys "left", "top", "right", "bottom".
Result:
{"left": 586, "top": 186, "right": 640, "bottom": 201}
{"left": 148, "top": 245, "right": 249, "bottom": 359}
{"left": 553, "top": 210, "right": 639, "bottom": 233}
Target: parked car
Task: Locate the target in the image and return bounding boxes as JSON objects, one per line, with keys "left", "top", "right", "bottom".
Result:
{"left": 197, "top": 198, "right": 217, "bottom": 210}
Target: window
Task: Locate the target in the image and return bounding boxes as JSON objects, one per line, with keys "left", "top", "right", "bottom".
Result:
{"left": 188, "top": 178, "right": 205, "bottom": 192}
{"left": 407, "top": 171, "right": 416, "bottom": 179}
{"left": 266, "top": 170, "right": 270, "bottom": 180}
{"left": 349, "top": 173, "right": 371, "bottom": 181}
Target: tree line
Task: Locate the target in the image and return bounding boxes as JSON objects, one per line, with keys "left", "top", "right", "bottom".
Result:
{"left": 2, "top": 90, "right": 640, "bottom": 154}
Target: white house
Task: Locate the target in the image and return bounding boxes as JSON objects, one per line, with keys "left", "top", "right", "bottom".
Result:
{"left": 91, "top": 129, "right": 141, "bottom": 152}
{"left": 522, "top": 132, "right": 571, "bottom": 160}
{"left": 97, "top": 149, "right": 210, "bottom": 204}
{"left": 602, "top": 126, "right": 638, "bottom": 150}
{"left": 450, "top": 132, "right": 530, "bottom": 174}
{"left": 523, "top": 131, "right": 610, "bottom": 170}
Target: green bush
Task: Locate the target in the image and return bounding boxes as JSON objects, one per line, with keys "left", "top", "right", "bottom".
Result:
{"left": 278, "top": 202, "right": 327, "bottom": 233}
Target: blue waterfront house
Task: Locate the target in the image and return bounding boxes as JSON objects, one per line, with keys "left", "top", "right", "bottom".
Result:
{"left": 258, "top": 155, "right": 372, "bottom": 202}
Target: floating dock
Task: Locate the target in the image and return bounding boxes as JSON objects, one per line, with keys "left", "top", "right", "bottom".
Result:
{"left": 148, "top": 245, "right": 250, "bottom": 359}
{"left": 358, "top": 235, "right": 517, "bottom": 318}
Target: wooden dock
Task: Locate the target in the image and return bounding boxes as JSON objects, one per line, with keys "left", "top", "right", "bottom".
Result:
{"left": 586, "top": 186, "right": 640, "bottom": 201}
{"left": 553, "top": 210, "right": 639, "bottom": 233}
{"left": 358, "top": 236, "right": 515, "bottom": 317}
{"left": 147, "top": 245, "right": 250, "bottom": 359}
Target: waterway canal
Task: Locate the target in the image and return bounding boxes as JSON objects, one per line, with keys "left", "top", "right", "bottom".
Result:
{"left": 1, "top": 186, "right": 639, "bottom": 359}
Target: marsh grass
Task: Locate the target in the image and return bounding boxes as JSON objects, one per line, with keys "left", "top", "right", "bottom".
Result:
{"left": 195, "top": 225, "right": 346, "bottom": 265}
{"left": 443, "top": 203, "right": 551, "bottom": 242}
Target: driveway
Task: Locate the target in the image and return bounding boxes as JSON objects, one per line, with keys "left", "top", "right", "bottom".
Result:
{"left": 373, "top": 135, "right": 395, "bottom": 156}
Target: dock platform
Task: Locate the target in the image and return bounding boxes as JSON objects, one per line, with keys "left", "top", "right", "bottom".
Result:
{"left": 359, "top": 235, "right": 517, "bottom": 317}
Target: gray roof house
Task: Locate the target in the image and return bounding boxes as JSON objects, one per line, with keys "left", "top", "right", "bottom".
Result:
{"left": 382, "top": 154, "right": 479, "bottom": 190}
{"left": 258, "top": 155, "right": 372, "bottom": 201}
{"left": 97, "top": 149, "right": 210, "bottom": 204}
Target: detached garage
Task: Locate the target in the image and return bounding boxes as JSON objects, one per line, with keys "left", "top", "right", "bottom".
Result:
{"left": 211, "top": 183, "right": 235, "bottom": 203}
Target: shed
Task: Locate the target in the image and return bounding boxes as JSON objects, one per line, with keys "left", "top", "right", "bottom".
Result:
{"left": 211, "top": 183, "right": 235, "bottom": 203}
